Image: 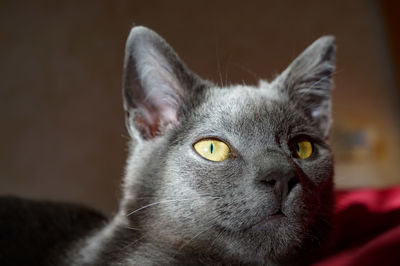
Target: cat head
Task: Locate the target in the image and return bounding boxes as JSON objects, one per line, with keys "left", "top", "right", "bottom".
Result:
{"left": 121, "top": 26, "right": 335, "bottom": 264}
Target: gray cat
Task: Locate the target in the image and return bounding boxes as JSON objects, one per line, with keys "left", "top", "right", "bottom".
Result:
{"left": 0, "top": 26, "right": 335, "bottom": 266}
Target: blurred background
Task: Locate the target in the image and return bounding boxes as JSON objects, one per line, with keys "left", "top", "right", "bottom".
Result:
{"left": 1, "top": 0, "right": 399, "bottom": 215}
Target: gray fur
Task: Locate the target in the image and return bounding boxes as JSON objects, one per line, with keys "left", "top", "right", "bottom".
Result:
{"left": 66, "top": 26, "right": 336, "bottom": 265}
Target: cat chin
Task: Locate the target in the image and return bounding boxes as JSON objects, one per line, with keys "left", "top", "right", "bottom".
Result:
{"left": 221, "top": 235, "right": 307, "bottom": 265}
{"left": 216, "top": 212, "right": 326, "bottom": 264}
{"left": 249, "top": 211, "right": 287, "bottom": 230}
{"left": 244, "top": 232, "right": 316, "bottom": 265}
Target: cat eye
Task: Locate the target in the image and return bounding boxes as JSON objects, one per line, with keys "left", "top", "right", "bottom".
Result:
{"left": 193, "top": 139, "right": 230, "bottom": 162}
{"left": 295, "top": 140, "right": 313, "bottom": 159}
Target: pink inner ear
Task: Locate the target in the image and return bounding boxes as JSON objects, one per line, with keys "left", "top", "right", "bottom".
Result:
{"left": 159, "top": 105, "right": 179, "bottom": 128}
{"left": 130, "top": 44, "right": 185, "bottom": 139}
{"left": 138, "top": 103, "right": 178, "bottom": 138}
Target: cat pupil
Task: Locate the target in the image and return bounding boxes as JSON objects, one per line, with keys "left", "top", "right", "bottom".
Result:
{"left": 210, "top": 143, "right": 214, "bottom": 153}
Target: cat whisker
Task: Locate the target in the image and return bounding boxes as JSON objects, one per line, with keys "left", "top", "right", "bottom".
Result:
{"left": 210, "top": 227, "right": 226, "bottom": 247}
{"left": 127, "top": 197, "right": 222, "bottom": 217}
{"left": 126, "top": 226, "right": 141, "bottom": 231}
{"left": 136, "top": 195, "right": 222, "bottom": 200}
{"left": 309, "top": 75, "right": 331, "bottom": 90}
{"left": 180, "top": 224, "right": 214, "bottom": 250}
{"left": 126, "top": 199, "right": 195, "bottom": 216}
{"left": 224, "top": 54, "right": 232, "bottom": 87}
{"left": 120, "top": 235, "right": 146, "bottom": 252}
{"left": 232, "top": 62, "right": 261, "bottom": 81}
{"left": 177, "top": 214, "right": 221, "bottom": 252}
{"left": 215, "top": 43, "right": 224, "bottom": 87}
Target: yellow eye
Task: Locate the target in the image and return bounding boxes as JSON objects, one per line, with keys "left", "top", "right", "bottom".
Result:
{"left": 193, "top": 139, "right": 230, "bottom": 162}
{"left": 295, "top": 140, "right": 313, "bottom": 159}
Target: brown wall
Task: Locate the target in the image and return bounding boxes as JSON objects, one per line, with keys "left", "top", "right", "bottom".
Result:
{"left": 1, "top": 0, "right": 399, "bottom": 214}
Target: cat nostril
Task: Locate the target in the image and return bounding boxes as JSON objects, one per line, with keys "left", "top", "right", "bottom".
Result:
{"left": 261, "top": 179, "right": 276, "bottom": 187}
{"left": 260, "top": 172, "right": 299, "bottom": 198}
{"left": 288, "top": 176, "right": 299, "bottom": 193}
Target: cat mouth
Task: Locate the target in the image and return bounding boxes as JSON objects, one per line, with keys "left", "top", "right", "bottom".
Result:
{"left": 249, "top": 210, "right": 287, "bottom": 230}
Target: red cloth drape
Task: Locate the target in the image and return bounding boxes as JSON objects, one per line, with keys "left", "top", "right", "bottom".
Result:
{"left": 314, "top": 186, "right": 400, "bottom": 266}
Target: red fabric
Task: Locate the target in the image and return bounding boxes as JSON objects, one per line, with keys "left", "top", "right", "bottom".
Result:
{"left": 314, "top": 186, "right": 400, "bottom": 266}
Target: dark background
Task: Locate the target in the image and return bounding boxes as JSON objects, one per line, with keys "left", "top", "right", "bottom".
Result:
{"left": 1, "top": 0, "right": 399, "bottom": 215}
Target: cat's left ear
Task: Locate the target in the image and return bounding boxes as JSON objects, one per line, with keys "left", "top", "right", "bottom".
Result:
{"left": 122, "top": 26, "right": 202, "bottom": 140}
{"left": 274, "top": 36, "right": 336, "bottom": 138}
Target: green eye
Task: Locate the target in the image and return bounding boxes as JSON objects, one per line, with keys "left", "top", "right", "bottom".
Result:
{"left": 295, "top": 140, "right": 313, "bottom": 159}
{"left": 194, "top": 139, "right": 230, "bottom": 162}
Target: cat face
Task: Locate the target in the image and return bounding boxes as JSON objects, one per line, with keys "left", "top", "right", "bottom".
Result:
{"left": 121, "top": 26, "right": 335, "bottom": 264}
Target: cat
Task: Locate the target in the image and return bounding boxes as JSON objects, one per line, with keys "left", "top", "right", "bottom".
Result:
{"left": 0, "top": 26, "right": 335, "bottom": 266}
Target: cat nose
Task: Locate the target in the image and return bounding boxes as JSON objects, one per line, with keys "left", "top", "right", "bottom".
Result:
{"left": 260, "top": 170, "right": 299, "bottom": 199}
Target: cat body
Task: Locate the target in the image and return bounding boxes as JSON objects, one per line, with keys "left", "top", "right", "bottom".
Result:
{"left": 1, "top": 26, "right": 336, "bottom": 265}
{"left": 0, "top": 196, "right": 106, "bottom": 266}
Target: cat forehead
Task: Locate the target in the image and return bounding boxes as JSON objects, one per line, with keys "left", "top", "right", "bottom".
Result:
{"left": 211, "top": 81, "right": 285, "bottom": 105}
{"left": 201, "top": 82, "right": 289, "bottom": 121}
{"left": 187, "top": 83, "right": 306, "bottom": 140}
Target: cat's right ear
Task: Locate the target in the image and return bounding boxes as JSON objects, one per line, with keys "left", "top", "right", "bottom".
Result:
{"left": 122, "top": 26, "right": 199, "bottom": 140}
{"left": 273, "top": 36, "right": 336, "bottom": 139}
